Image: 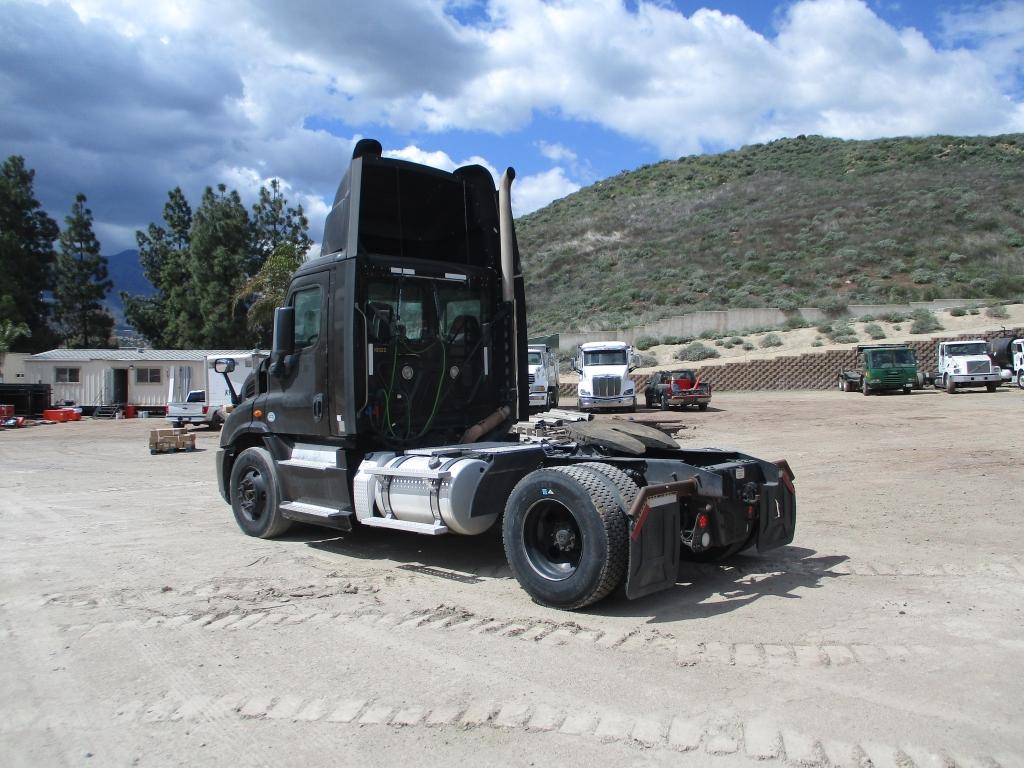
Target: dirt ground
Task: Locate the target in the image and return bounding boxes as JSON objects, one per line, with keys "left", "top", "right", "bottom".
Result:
{"left": 2, "top": 388, "right": 1022, "bottom": 767}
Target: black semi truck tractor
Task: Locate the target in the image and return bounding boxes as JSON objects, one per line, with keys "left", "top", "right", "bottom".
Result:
{"left": 214, "top": 140, "right": 796, "bottom": 609}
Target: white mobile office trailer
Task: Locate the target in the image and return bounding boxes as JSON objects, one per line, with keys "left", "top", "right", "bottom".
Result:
{"left": 24, "top": 349, "right": 261, "bottom": 413}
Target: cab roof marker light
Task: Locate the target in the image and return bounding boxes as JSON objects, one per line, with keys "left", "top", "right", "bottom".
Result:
{"left": 444, "top": 273, "right": 468, "bottom": 281}
{"left": 390, "top": 267, "right": 416, "bottom": 275}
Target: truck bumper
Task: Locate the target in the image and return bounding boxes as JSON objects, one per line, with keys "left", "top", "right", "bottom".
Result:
{"left": 216, "top": 449, "right": 230, "bottom": 503}
{"left": 664, "top": 395, "right": 711, "bottom": 407}
{"left": 529, "top": 392, "right": 550, "bottom": 406}
{"left": 949, "top": 373, "right": 1001, "bottom": 386}
{"left": 578, "top": 395, "right": 635, "bottom": 410}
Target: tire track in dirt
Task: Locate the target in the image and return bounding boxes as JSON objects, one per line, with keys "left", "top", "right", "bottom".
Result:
{"left": 7, "top": 690, "right": 1013, "bottom": 768}
{"left": 48, "top": 603, "right": 964, "bottom": 670}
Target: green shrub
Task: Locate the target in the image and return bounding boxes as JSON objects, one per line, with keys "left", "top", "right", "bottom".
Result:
{"left": 859, "top": 314, "right": 875, "bottom": 322}
{"left": 699, "top": 329, "right": 719, "bottom": 339}
{"left": 811, "top": 339, "right": 824, "bottom": 347}
{"left": 784, "top": 316, "right": 810, "bottom": 330}
{"left": 674, "top": 342, "right": 721, "bottom": 361}
{"left": 729, "top": 336, "right": 744, "bottom": 345}
{"left": 864, "top": 322, "right": 886, "bottom": 340}
{"left": 967, "top": 308, "right": 980, "bottom": 315}
{"left": 636, "top": 352, "right": 657, "bottom": 367}
{"left": 878, "top": 311, "right": 909, "bottom": 323}
{"left": 910, "top": 308, "right": 943, "bottom": 334}
{"left": 816, "top": 322, "right": 833, "bottom": 335}
{"left": 949, "top": 307, "right": 967, "bottom": 317}
{"left": 893, "top": 324, "right": 902, "bottom": 331}
{"left": 985, "top": 303, "right": 1009, "bottom": 319}
{"left": 760, "top": 332, "right": 783, "bottom": 348}
{"left": 635, "top": 335, "right": 659, "bottom": 350}
{"left": 715, "top": 338, "right": 725, "bottom": 347}
{"left": 818, "top": 295, "right": 848, "bottom": 316}
{"left": 742, "top": 342, "right": 755, "bottom": 351}
{"left": 833, "top": 334, "right": 859, "bottom": 344}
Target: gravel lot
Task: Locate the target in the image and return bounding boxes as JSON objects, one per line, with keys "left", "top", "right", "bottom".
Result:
{"left": 2, "top": 388, "right": 1022, "bottom": 767}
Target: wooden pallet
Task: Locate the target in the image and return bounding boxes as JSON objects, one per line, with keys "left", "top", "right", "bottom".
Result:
{"left": 148, "top": 428, "right": 196, "bottom": 454}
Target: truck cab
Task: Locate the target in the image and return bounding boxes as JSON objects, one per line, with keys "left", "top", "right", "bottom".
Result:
{"left": 573, "top": 342, "right": 639, "bottom": 412}
{"left": 839, "top": 344, "right": 918, "bottom": 395}
{"left": 935, "top": 340, "right": 1001, "bottom": 393}
{"left": 214, "top": 140, "right": 796, "bottom": 611}
{"left": 526, "top": 344, "right": 560, "bottom": 410}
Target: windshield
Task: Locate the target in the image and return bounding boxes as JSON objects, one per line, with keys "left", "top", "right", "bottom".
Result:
{"left": 867, "top": 349, "right": 916, "bottom": 368}
{"left": 527, "top": 352, "right": 542, "bottom": 365}
{"left": 583, "top": 349, "right": 628, "bottom": 367}
{"left": 945, "top": 342, "right": 988, "bottom": 356}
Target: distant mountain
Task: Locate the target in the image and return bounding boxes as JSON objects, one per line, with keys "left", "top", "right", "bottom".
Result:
{"left": 104, "top": 249, "right": 153, "bottom": 327}
{"left": 516, "top": 134, "right": 1024, "bottom": 334}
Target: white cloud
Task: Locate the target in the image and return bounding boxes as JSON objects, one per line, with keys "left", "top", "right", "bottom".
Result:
{"left": 2, "top": 0, "right": 1023, "bottom": 254}
{"left": 512, "top": 167, "right": 581, "bottom": 216}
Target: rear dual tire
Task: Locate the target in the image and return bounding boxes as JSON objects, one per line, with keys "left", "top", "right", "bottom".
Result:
{"left": 503, "top": 463, "right": 634, "bottom": 610}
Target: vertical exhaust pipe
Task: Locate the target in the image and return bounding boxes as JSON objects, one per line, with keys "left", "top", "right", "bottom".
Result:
{"left": 499, "top": 168, "right": 516, "bottom": 303}
{"left": 498, "top": 168, "right": 519, "bottom": 420}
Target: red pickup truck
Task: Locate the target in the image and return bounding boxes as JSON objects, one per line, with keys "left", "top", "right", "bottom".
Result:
{"left": 643, "top": 369, "right": 712, "bottom": 410}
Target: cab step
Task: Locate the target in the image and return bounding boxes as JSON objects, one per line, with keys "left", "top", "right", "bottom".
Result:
{"left": 279, "top": 501, "right": 353, "bottom": 531}
{"left": 359, "top": 516, "right": 448, "bottom": 535}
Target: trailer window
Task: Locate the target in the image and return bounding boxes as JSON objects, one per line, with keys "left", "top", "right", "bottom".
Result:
{"left": 293, "top": 286, "right": 322, "bottom": 348}
{"left": 868, "top": 349, "right": 916, "bottom": 368}
{"left": 135, "top": 368, "right": 161, "bottom": 384}
{"left": 56, "top": 367, "right": 80, "bottom": 383}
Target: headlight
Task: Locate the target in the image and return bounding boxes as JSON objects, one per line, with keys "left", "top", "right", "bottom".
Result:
{"left": 952, "top": 364, "right": 961, "bottom": 373}
{"left": 532, "top": 385, "right": 545, "bottom": 392}
{"left": 625, "top": 387, "right": 634, "bottom": 395}
{"left": 579, "top": 388, "right": 590, "bottom": 396}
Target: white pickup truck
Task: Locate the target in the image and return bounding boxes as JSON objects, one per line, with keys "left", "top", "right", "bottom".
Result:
{"left": 526, "top": 344, "right": 560, "bottom": 410}
{"left": 573, "top": 341, "right": 639, "bottom": 412}
{"left": 934, "top": 339, "right": 1002, "bottom": 393}
{"left": 166, "top": 352, "right": 264, "bottom": 428}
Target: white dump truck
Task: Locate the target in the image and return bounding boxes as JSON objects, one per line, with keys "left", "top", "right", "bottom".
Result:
{"left": 573, "top": 341, "right": 639, "bottom": 412}
{"left": 933, "top": 340, "right": 1001, "bottom": 393}
{"left": 526, "top": 344, "right": 560, "bottom": 410}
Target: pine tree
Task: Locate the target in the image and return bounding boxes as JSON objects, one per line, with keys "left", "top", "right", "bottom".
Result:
{"left": 124, "top": 187, "right": 194, "bottom": 347}
{"left": 53, "top": 194, "right": 114, "bottom": 348}
{"left": 0, "top": 156, "right": 59, "bottom": 351}
{"left": 187, "top": 184, "right": 252, "bottom": 348}
{"left": 250, "top": 179, "right": 312, "bottom": 269}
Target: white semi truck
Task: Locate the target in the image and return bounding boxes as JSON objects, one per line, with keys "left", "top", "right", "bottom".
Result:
{"left": 573, "top": 341, "right": 639, "bottom": 412}
{"left": 933, "top": 340, "right": 1001, "bottom": 393}
{"left": 526, "top": 344, "right": 560, "bottom": 410}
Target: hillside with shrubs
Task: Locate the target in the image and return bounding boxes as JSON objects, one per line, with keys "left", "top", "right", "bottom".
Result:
{"left": 517, "top": 134, "right": 1024, "bottom": 334}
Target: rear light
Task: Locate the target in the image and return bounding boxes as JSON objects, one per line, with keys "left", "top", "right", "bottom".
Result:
{"left": 696, "top": 513, "right": 709, "bottom": 529}
{"left": 202, "top": 406, "right": 209, "bottom": 414}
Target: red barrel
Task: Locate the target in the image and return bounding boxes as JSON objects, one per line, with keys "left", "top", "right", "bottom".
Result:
{"left": 124, "top": 404, "right": 137, "bottom": 418}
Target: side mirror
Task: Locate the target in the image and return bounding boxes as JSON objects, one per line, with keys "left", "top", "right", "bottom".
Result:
{"left": 628, "top": 353, "right": 640, "bottom": 371}
{"left": 213, "top": 358, "right": 236, "bottom": 374}
{"left": 570, "top": 358, "right": 578, "bottom": 373}
{"left": 270, "top": 306, "right": 295, "bottom": 378}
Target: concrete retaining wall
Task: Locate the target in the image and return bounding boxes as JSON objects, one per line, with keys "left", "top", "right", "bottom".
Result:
{"left": 555, "top": 328, "right": 1022, "bottom": 394}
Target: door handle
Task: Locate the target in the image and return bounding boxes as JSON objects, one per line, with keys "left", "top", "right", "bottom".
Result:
{"left": 312, "top": 393, "right": 324, "bottom": 422}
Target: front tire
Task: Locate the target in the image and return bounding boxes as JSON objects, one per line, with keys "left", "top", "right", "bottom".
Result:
{"left": 503, "top": 465, "right": 629, "bottom": 609}
{"left": 986, "top": 382, "right": 998, "bottom": 392}
{"left": 862, "top": 378, "right": 870, "bottom": 396}
{"left": 1018, "top": 370, "right": 1024, "bottom": 390}
{"left": 946, "top": 375, "right": 956, "bottom": 394}
{"left": 229, "top": 447, "right": 292, "bottom": 539}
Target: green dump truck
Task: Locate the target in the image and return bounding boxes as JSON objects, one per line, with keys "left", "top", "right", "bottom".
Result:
{"left": 838, "top": 344, "right": 919, "bottom": 395}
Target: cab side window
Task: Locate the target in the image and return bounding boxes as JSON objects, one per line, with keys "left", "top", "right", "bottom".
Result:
{"left": 293, "top": 286, "right": 322, "bottom": 348}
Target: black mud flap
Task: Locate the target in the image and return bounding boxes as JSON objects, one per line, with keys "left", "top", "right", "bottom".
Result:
{"left": 757, "top": 470, "right": 796, "bottom": 552}
{"left": 625, "top": 496, "right": 680, "bottom": 600}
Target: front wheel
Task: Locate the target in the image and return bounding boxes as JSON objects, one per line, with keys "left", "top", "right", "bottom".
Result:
{"left": 1018, "top": 371, "right": 1024, "bottom": 390}
{"left": 698, "top": 403, "right": 709, "bottom": 411}
{"left": 550, "top": 388, "right": 559, "bottom": 408}
{"left": 660, "top": 395, "right": 669, "bottom": 411}
{"left": 862, "top": 378, "right": 870, "bottom": 396}
{"left": 503, "top": 465, "right": 629, "bottom": 609}
{"left": 229, "top": 447, "right": 292, "bottom": 539}
{"left": 986, "top": 383, "right": 998, "bottom": 392}
{"left": 945, "top": 375, "right": 956, "bottom": 394}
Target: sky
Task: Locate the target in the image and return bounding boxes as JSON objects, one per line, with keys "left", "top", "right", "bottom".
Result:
{"left": 1, "top": 0, "right": 1023, "bottom": 256}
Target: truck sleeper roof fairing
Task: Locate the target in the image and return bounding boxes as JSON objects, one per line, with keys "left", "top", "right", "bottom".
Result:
{"left": 315, "top": 138, "right": 511, "bottom": 276}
